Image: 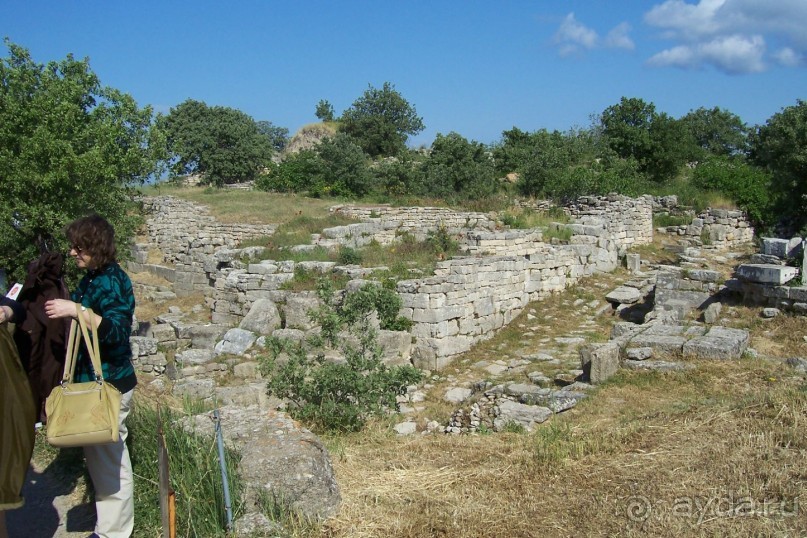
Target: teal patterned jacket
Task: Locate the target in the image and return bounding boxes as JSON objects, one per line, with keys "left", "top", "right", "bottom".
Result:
{"left": 71, "top": 262, "right": 137, "bottom": 393}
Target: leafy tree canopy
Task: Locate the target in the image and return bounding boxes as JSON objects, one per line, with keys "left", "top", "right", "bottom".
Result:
{"left": 680, "top": 106, "right": 750, "bottom": 159}
{"left": 256, "top": 120, "right": 289, "bottom": 152}
{"left": 750, "top": 100, "right": 807, "bottom": 229}
{"left": 340, "top": 82, "right": 425, "bottom": 158}
{"left": 418, "top": 132, "right": 497, "bottom": 200}
{"left": 599, "top": 97, "right": 691, "bottom": 183}
{"left": 0, "top": 40, "right": 162, "bottom": 282}
{"left": 157, "top": 99, "right": 273, "bottom": 187}
{"left": 315, "top": 99, "right": 335, "bottom": 122}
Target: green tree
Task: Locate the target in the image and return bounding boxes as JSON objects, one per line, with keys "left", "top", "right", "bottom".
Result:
{"left": 750, "top": 100, "right": 807, "bottom": 229}
{"left": 315, "top": 99, "right": 335, "bottom": 122}
{"left": 680, "top": 106, "right": 750, "bottom": 159}
{"left": 600, "top": 97, "right": 656, "bottom": 163}
{"left": 256, "top": 120, "right": 289, "bottom": 152}
{"left": 310, "top": 133, "right": 373, "bottom": 197}
{"left": 0, "top": 41, "right": 161, "bottom": 282}
{"left": 157, "top": 99, "right": 273, "bottom": 187}
{"left": 340, "top": 82, "right": 425, "bottom": 158}
{"left": 599, "top": 97, "right": 690, "bottom": 183}
{"left": 417, "top": 132, "right": 498, "bottom": 200}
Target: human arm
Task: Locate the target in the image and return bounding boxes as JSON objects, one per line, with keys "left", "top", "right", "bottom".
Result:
{"left": 0, "top": 295, "right": 25, "bottom": 324}
{"left": 44, "top": 298, "right": 102, "bottom": 328}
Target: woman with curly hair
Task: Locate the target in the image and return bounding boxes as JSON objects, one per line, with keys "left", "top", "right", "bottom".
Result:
{"left": 45, "top": 214, "right": 136, "bottom": 538}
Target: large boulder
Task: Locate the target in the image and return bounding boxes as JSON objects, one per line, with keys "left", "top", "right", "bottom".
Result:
{"left": 185, "top": 405, "right": 341, "bottom": 526}
{"left": 239, "top": 298, "right": 282, "bottom": 335}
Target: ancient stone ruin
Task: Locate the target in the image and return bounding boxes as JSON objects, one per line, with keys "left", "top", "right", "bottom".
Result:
{"left": 126, "top": 192, "right": 805, "bottom": 533}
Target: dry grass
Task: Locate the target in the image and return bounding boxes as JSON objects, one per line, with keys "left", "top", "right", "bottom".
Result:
{"left": 140, "top": 185, "right": 341, "bottom": 224}
{"left": 128, "top": 188, "right": 805, "bottom": 536}
{"left": 323, "top": 360, "right": 807, "bottom": 538}
{"left": 316, "top": 265, "right": 807, "bottom": 538}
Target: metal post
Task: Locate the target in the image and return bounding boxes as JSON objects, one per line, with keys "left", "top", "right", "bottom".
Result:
{"left": 213, "top": 409, "right": 233, "bottom": 531}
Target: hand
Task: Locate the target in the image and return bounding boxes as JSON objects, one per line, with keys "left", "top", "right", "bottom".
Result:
{"left": 0, "top": 305, "right": 11, "bottom": 324}
{"left": 44, "top": 299, "right": 78, "bottom": 319}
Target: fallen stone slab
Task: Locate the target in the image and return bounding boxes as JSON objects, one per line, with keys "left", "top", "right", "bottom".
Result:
{"left": 545, "top": 391, "right": 587, "bottom": 413}
{"left": 761, "top": 237, "right": 802, "bottom": 259}
{"left": 444, "top": 387, "right": 473, "bottom": 403}
{"left": 493, "top": 400, "right": 552, "bottom": 432}
{"left": 682, "top": 326, "right": 749, "bottom": 360}
{"left": 186, "top": 405, "right": 340, "bottom": 523}
{"left": 606, "top": 286, "right": 642, "bottom": 305}
{"left": 736, "top": 264, "right": 799, "bottom": 285}
{"left": 623, "top": 360, "right": 695, "bottom": 372}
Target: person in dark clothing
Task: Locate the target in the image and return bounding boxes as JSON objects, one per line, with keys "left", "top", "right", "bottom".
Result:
{"left": 45, "top": 214, "right": 136, "bottom": 538}
{"left": 13, "top": 252, "right": 70, "bottom": 425}
{"left": 0, "top": 295, "right": 35, "bottom": 538}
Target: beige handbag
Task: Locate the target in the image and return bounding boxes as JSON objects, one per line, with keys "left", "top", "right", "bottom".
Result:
{"left": 45, "top": 304, "right": 122, "bottom": 447}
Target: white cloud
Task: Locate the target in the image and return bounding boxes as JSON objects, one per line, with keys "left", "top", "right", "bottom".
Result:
{"left": 605, "top": 23, "right": 635, "bottom": 50}
{"left": 644, "top": 0, "right": 807, "bottom": 73}
{"left": 647, "top": 34, "right": 766, "bottom": 74}
{"left": 773, "top": 47, "right": 803, "bottom": 67}
{"left": 552, "top": 13, "right": 634, "bottom": 56}
{"left": 553, "top": 13, "right": 598, "bottom": 56}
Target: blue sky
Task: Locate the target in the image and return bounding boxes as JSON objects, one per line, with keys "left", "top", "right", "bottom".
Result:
{"left": 1, "top": 1, "right": 805, "bottom": 147}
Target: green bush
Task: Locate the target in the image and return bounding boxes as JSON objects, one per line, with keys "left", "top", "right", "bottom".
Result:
{"left": 337, "top": 245, "right": 362, "bottom": 265}
{"left": 261, "top": 279, "right": 421, "bottom": 432}
{"left": 425, "top": 225, "right": 459, "bottom": 258}
{"left": 255, "top": 150, "right": 321, "bottom": 193}
{"left": 692, "top": 156, "right": 772, "bottom": 226}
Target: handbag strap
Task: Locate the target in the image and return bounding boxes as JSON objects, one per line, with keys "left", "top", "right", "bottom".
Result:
{"left": 76, "top": 303, "right": 104, "bottom": 382}
{"left": 61, "top": 303, "right": 104, "bottom": 383}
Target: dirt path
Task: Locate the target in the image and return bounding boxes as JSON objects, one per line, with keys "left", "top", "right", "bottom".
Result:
{"left": 6, "top": 443, "right": 94, "bottom": 538}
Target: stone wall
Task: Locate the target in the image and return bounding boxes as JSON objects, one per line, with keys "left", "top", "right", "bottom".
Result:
{"left": 316, "top": 205, "right": 499, "bottom": 249}
{"left": 657, "top": 208, "right": 754, "bottom": 250}
{"left": 136, "top": 194, "right": 661, "bottom": 369}
{"left": 564, "top": 195, "right": 655, "bottom": 251}
{"left": 138, "top": 196, "right": 276, "bottom": 296}
{"left": 398, "top": 230, "right": 626, "bottom": 369}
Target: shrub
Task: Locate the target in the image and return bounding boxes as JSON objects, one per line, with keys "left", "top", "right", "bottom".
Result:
{"left": 337, "top": 246, "right": 362, "bottom": 265}
{"left": 260, "top": 279, "right": 421, "bottom": 432}
{"left": 692, "top": 156, "right": 772, "bottom": 226}
{"left": 425, "top": 225, "right": 459, "bottom": 258}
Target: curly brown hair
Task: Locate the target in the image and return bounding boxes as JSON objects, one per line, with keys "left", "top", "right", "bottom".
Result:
{"left": 65, "top": 214, "right": 117, "bottom": 269}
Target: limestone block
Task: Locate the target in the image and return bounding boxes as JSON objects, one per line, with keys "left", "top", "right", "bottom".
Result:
{"left": 682, "top": 326, "right": 749, "bottom": 360}
{"left": 411, "top": 305, "right": 466, "bottom": 323}
{"left": 761, "top": 237, "right": 802, "bottom": 258}
{"left": 149, "top": 323, "right": 178, "bottom": 342}
{"left": 214, "top": 328, "right": 257, "bottom": 356}
{"left": 239, "top": 298, "right": 282, "bottom": 335}
{"left": 605, "top": 286, "right": 641, "bottom": 305}
{"left": 702, "top": 302, "right": 722, "bottom": 324}
{"left": 172, "top": 379, "right": 216, "bottom": 400}
{"left": 736, "top": 264, "right": 799, "bottom": 285}
{"left": 233, "top": 361, "right": 262, "bottom": 379}
{"left": 579, "top": 342, "right": 620, "bottom": 384}
{"left": 625, "top": 253, "right": 641, "bottom": 273}
{"left": 284, "top": 295, "right": 321, "bottom": 330}
{"left": 130, "top": 336, "right": 158, "bottom": 356}
{"left": 176, "top": 348, "right": 215, "bottom": 366}
{"left": 443, "top": 387, "right": 472, "bottom": 403}
{"left": 493, "top": 400, "right": 552, "bottom": 432}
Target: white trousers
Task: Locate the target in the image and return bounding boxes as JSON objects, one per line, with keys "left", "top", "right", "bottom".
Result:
{"left": 83, "top": 388, "right": 134, "bottom": 538}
